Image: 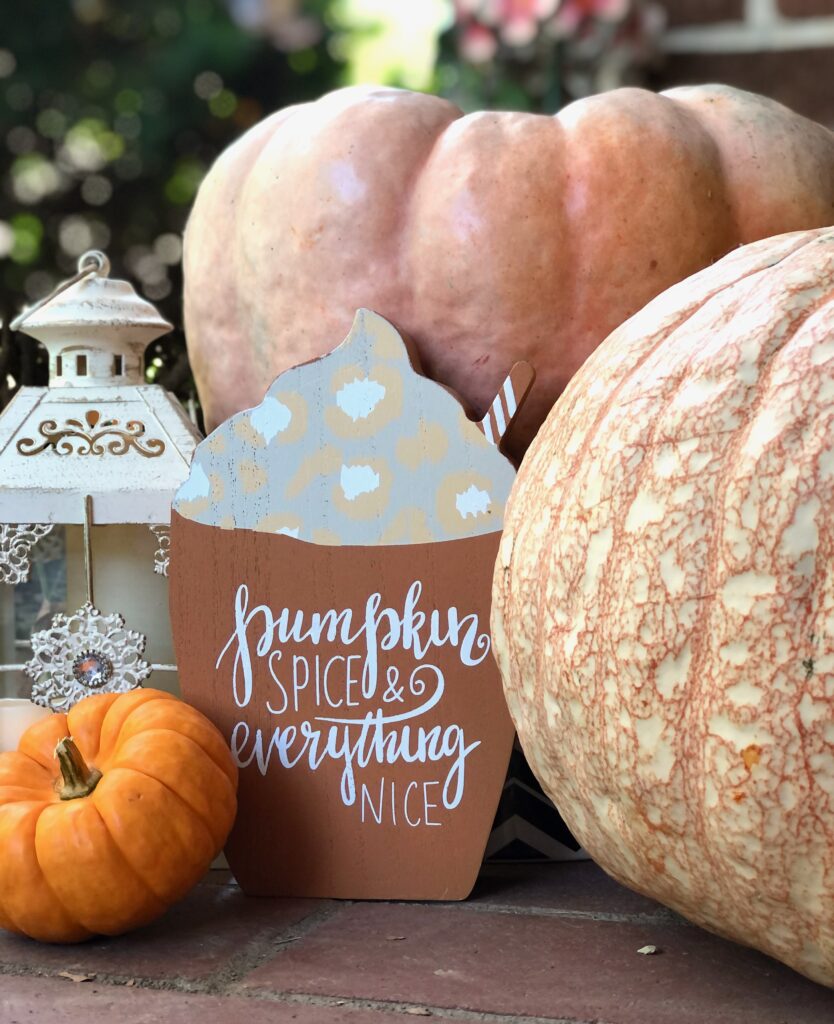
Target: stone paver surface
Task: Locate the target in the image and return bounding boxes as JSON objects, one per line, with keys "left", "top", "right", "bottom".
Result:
{"left": 0, "top": 976, "right": 445, "bottom": 1024}
{"left": 239, "top": 901, "right": 833, "bottom": 1024}
{"left": 0, "top": 881, "right": 317, "bottom": 981}
{"left": 1, "top": 862, "right": 832, "bottom": 1024}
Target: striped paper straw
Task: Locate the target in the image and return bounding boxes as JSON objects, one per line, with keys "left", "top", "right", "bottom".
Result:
{"left": 478, "top": 361, "right": 535, "bottom": 448}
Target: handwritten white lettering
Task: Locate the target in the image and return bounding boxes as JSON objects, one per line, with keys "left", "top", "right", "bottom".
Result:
{"left": 219, "top": 581, "right": 488, "bottom": 824}
{"left": 217, "top": 581, "right": 491, "bottom": 709}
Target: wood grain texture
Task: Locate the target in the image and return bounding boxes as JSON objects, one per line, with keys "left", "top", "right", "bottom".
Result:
{"left": 170, "top": 517, "right": 513, "bottom": 899}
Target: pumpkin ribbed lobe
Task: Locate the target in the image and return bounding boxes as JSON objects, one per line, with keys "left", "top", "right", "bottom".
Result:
{"left": 184, "top": 84, "right": 834, "bottom": 460}
{"left": 54, "top": 738, "right": 102, "bottom": 801}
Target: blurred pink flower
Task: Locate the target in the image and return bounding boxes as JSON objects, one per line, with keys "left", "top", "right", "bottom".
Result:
{"left": 453, "top": 0, "right": 659, "bottom": 93}
{"left": 456, "top": 0, "right": 560, "bottom": 50}
{"left": 457, "top": 0, "right": 560, "bottom": 23}
{"left": 456, "top": 0, "right": 634, "bottom": 54}
{"left": 549, "top": 0, "right": 631, "bottom": 36}
{"left": 460, "top": 21, "right": 499, "bottom": 62}
{"left": 226, "top": 0, "right": 321, "bottom": 50}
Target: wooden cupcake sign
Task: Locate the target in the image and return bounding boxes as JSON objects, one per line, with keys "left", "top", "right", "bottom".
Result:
{"left": 169, "top": 310, "right": 533, "bottom": 899}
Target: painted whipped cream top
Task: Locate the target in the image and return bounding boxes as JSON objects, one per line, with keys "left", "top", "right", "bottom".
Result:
{"left": 173, "top": 310, "right": 519, "bottom": 545}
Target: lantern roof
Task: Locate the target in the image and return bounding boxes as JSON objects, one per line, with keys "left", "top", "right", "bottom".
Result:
{"left": 0, "top": 251, "right": 200, "bottom": 526}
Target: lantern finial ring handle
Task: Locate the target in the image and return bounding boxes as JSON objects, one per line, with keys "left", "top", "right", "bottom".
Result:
{"left": 77, "top": 250, "right": 110, "bottom": 277}
{"left": 10, "top": 250, "right": 111, "bottom": 332}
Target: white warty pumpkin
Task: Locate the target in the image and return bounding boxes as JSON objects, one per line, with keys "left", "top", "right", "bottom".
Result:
{"left": 492, "top": 226, "right": 834, "bottom": 986}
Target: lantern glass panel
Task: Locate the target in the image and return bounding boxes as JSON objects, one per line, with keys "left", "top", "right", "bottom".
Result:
{"left": 1, "top": 526, "right": 178, "bottom": 700}
{"left": 1, "top": 527, "right": 67, "bottom": 698}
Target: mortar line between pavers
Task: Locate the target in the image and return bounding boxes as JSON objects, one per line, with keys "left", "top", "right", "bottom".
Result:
{"left": 230, "top": 988, "right": 616, "bottom": 1024}
{"left": 0, "top": 964, "right": 614, "bottom": 1024}
{"left": 0, "top": 961, "right": 204, "bottom": 993}
{"left": 387, "top": 901, "right": 687, "bottom": 926}
{"left": 0, "top": 902, "right": 344, "bottom": 996}
{"left": 208, "top": 900, "right": 347, "bottom": 994}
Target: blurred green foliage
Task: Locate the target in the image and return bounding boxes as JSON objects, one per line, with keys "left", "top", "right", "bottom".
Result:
{"left": 1, "top": 0, "right": 656, "bottom": 421}
{"left": 0, "top": 0, "right": 342, "bottom": 416}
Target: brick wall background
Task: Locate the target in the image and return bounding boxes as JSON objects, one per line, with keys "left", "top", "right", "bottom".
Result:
{"left": 652, "top": 0, "right": 834, "bottom": 127}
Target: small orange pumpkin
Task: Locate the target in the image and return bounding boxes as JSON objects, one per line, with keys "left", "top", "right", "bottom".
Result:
{"left": 0, "top": 688, "right": 237, "bottom": 943}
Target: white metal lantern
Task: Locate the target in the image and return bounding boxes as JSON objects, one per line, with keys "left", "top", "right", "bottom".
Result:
{"left": 0, "top": 251, "right": 201, "bottom": 727}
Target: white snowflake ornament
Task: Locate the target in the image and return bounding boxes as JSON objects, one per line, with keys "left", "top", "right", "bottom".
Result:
{"left": 25, "top": 601, "right": 152, "bottom": 711}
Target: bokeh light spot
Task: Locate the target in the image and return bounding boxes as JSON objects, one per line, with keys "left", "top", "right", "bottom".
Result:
{"left": 6, "top": 82, "right": 33, "bottom": 111}
{"left": 0, "top": 49, "right": 16, "bottom": 78}
{"left": 7, "top": 126, "right": 37, "bottom": 155}
{"left": 59, "top": 216, "right": 95, "bottom": 256}
{"left": 73, "top": 0, "right": 107, "bottom": 25}
{"left": 209, "top": 89, "right": 237, "bottom": 118}
{"left": 0, "top": 222, "right": 15, "bottom": 259}
{"left": 85, "top": 59, "right": 115, "bottom": 91}
{"left": 153, "top": 8, "right": 183, "bottom": 36}
{"left": 194, "top": 70, "right": 223, "bottom": 100}
{"left": 36, "top": 108, "right": 67, "bottom": 139}
{"left": 154, "top": 233, "right": 183, "bottom": 265}
{"left": 115, "top": 88, "right": 143, "bottom": 113}
{"left": 80, "top": 175, "right": 113, "bottom": 205}
{"left": 164, "top": 158, "right": 205, "bottom": 204}
{"left": 12, "top": 155, "right": 64, "bottom": 204}
{"left": 11, "top": 213, "right": 44, "bottom": 266}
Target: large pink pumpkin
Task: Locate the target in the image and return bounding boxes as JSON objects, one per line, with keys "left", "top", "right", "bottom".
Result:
{"left": 183, "top": 84, "right": 834, "bottom": 458}
{"left": 492, "top": 227, "right": 834, "bottom": 984}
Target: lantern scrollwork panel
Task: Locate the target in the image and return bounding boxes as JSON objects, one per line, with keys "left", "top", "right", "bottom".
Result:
{"left": 17, "top": 409, "right": 166, "bottom": 458}
{"left": 0, "top": 524, "right": 55, "bottom": 585}
{"left": 150, "top": 525, "right": 171, "bottom": 577}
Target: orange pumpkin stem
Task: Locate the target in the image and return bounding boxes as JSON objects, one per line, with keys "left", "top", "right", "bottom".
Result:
{"left": 55, "top": 737, "right": 102, "bottom": 801}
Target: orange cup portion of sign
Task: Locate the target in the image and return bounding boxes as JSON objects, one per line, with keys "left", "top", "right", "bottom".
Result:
{"left": 170, "top": 516, "right": 514, "bottom": 899}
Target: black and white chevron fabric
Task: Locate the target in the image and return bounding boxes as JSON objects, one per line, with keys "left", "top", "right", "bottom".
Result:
{"left": 487, "top": 741, "right": 589, "bottom": 862}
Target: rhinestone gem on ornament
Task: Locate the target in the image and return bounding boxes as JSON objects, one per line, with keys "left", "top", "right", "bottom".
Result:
{"left": 72, "top": 650, "right": 114, "bottom": 689}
